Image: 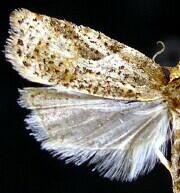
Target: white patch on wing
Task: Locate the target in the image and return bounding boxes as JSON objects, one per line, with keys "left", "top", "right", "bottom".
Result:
{"left": 19, "top": 87, "right": 170, "bottom": 181}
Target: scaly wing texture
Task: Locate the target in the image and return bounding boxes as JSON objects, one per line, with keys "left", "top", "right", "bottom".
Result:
{"left": 5, "top": 8, "right": 165, "bottom": 101}
{"left": 19, "top": 87, "right": 170, "bottom": 181}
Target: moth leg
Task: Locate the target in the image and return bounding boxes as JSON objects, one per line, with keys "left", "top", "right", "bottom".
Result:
{"left": 155, "top": 148, "right": 171, "bottom": 172}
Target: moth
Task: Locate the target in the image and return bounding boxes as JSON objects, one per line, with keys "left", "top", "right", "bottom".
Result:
{"left": 5, "top": 8, "right": 180, "bottom": 193}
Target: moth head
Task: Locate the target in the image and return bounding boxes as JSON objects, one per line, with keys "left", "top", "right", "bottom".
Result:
{"left": 168, "top": 62, "right": 180, "bottom": 82}
{"left": 153, "top": 41, "right": 180, "bottom": 82}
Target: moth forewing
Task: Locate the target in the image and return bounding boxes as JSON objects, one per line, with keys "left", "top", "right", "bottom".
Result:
{"left": 5, "top": 8, "right": 165, "bottom": 101}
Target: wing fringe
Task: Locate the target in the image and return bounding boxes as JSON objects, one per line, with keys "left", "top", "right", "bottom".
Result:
{"left": 18, "top": 88, "right": 171, "bottom": 181}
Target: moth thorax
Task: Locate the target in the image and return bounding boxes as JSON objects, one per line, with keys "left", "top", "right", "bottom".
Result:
{"left": 165, "top": 78, "right": 180, "bottom": 112}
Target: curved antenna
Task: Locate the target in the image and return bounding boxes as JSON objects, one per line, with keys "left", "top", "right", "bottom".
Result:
{"left": 152, "top": 41, "right": 165, "bottom": 62}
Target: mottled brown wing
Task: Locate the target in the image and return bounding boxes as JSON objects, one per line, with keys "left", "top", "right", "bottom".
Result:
{"left": 5, "top": 8, "right": 165, "bottom": 101}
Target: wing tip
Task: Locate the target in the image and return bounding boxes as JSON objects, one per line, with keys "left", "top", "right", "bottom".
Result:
{"left": 18, "top": 88, "right": 32, "bottom": 109}
{"left": 5, "top": 8, "right": 54, "bottom": 85}
{"left": 9, "top": 8, "right": 32, "bottom": 25}
{"left": 5, "top": 8, "right": 32, "bottom": 82}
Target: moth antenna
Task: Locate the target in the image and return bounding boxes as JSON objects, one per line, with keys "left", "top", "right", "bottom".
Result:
{"left": 152, "top": 41, "right": 165, "bottom": 62}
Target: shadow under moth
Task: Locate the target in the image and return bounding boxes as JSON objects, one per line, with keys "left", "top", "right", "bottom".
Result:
{"left": 5, "top": 8, "right": 180, "bottom": 193}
